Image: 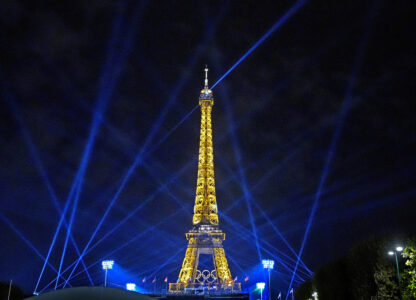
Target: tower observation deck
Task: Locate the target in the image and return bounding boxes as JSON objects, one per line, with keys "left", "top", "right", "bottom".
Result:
{"left": 169, "top": 67, "right": 240, "bottom": 294}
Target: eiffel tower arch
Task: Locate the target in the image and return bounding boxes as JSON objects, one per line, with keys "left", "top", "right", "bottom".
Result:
{"left": 169, "top": 67, "right": 241, "bottom": 293}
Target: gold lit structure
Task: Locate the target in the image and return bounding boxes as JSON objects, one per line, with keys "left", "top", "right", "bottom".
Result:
{"left": 169, "top": 67, "right": 240, "bottom": 294}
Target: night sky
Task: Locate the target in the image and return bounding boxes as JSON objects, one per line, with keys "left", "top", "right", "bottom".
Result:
{"left": 1, "top": 0, "right": 415, "bottom": 296}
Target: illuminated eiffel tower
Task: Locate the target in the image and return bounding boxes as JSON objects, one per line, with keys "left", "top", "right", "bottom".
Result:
{"left": 169, "top": 67, "right": 241, "bottom": 293}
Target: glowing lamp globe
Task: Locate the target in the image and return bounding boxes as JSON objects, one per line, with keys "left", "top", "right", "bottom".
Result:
{"left": 256, "top": 282, "right": 265, "bottom": 290}
{"left": 126, "top": 283, "right": 136, "bottom": 291}
{"left": 102, "top": 260, "right": 114, "bottom": 270}
{"left": 262, "top": 259, "right": 275, "bottom": 269}
{"left": 388, "top": 251, "right": 394, "bottom": 256}
{"left": 396, "top": 246, "right": 403, "bottom": 252}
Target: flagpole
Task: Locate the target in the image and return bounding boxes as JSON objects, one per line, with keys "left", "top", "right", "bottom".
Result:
{"left": 8, "top": 279, "right": 12, "bottom": 300}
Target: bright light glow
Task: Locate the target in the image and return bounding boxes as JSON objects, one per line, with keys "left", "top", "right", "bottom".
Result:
{"left": 396, "top": 246, "right": 403, "bottom": 252}
{"left": 388, "top": 251, "right": 394, "bottom": 256}
{"left": 126, "top": 283, "right": 136, "bottom": 291}
{"left": 101, "top": 260, "right": 114, "bottom": 270}
{"left": 262, "top": 259, "right": 275, "bottom": 269}
{"left": 312, "top": 292, "right": 318, "bottom": 296}
{"left": 256, "top": 282, "right": 265, "bottom": 290}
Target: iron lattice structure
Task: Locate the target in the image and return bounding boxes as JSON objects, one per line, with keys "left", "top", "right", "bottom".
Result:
{"left": 169, "top": 67, "right": 240, "bottom": 294}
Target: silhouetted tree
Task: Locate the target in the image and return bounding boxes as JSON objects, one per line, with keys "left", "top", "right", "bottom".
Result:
{"left": 295, "top": 280, "right": 313, "bottom": 300}
{"left": 314, "top": 257, "right": 352, "bottom": 300}
{"left": 347, "top": 238, "right": 380, "bottom": 299}
{"left": 374, "top": 263, "right": 400, "bottom": 299}
{"left": 402, "top": 238, "right": 416, "bottom": 299}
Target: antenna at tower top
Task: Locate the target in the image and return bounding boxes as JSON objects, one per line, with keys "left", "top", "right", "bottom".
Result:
{"left": 204, "top": 65, "right": 209, "bottom": 89}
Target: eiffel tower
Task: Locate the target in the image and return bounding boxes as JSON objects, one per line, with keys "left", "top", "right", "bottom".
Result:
{"left": 169, "top": 67, "right": 241, "bottom": 294}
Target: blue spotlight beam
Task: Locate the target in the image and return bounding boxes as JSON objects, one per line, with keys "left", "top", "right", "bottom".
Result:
{"left": 142, "top": 155, "right": 311, "bottom": 280}
{"left": 62, "top": 12, "right": 226, "bottom": 285}
{"left": 62, "top": 160, "right": 191, "bottom": 287}
{"left": 54, "top": 0, "right": 145, "bottom": 288}
{"left": 220, "top": 213, "right": 308, "bottom": 282}
{"left": 36, "top": 0, "right": 128, "bottom": 289}
{"left": 213, "top": 58, "right": 263, "bottom": 263}
{"left": 254, "top": 201, "right": 313, "bottom": 276}
{"left": 147, "top": 152, "right": 310, "bottom": 277}
{"left": 0, "top": 73, "right": 93, "bottom": 290}
{"left": 142, "top": 156, "right": 311, "bottom": 281}
{"left": 57, "top": 38, "right": 334, "bottom": 280}
{"left": 0, "top": 213, "right": 72, "bottom": 286}
{"left": 285, "top": 2, "right": 378, "bottom": 298}
{"left": 210, "top": 0, "right": 308, "bottom": 89}
{"left": 213, "top": 54, "right": 311, "bottom": 274}
{"left": 40, "top": 208, "right": 185, "bottom": 293}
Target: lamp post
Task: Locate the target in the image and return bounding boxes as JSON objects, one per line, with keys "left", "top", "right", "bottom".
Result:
{"left": 262, "top": 259, "right": 275, "bottom": 300}
{"left": 388, "top": 246, "right": 403, "bottom": 300}
{"left": 256, "top": 282, "right": 265, "bottom": 300}
{"left": 102, "top": 260, "right": 114, "bottom": 287}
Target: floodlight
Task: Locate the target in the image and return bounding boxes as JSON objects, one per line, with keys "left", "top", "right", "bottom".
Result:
{"left": 256, "top": 282, "right": 265, "bottom": 290}
{"left": 126, "top": 283, "right": 136, "bottom": 291}
{"left": 102, "top": 260, "right": 114, "bottom": 270}
{"left": 262, "top": 259, "right": 275, "bottom": 269}
{"left": 396, "top": 246, "right": 403, "bottom": 252}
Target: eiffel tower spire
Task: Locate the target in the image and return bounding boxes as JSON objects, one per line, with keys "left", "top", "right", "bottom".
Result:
{"left": 169, "top": 67, "right": 240, "bottom": 293}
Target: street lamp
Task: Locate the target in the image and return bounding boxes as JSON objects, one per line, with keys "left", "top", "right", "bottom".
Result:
{"left": 388, "top": 246, "right": 403, "bottom": 300}
{"left": 312, "top": 291, "right": 318, "bottom": 300}
{"left": 262, "top": 259, "right": 275, "bottom": 300}
{"left": 126, "top": 283, "right": 136, "bottom": 291}
{"left": 102, "top": 260, "right": 114, "bottom": 287}
{"left": 257, "top": 282, "right": 265, "bottom": 300}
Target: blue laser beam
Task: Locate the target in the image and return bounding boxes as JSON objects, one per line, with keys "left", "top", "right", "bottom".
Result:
{"left": 215, "top": 68, "right": 263, "bottom": 263}
{"left": 62, "top": 159, "right": 191, "bottom": 287}
{"left": 54, "top": 0, "right": 145, "bottom": 288}
{"left": 210, "top": 0, "right": 308, "bottom": 89}
{"left": 285, "top": 2, "right": 378, "bottom": 298}
{"left": 213, "top": 56, "right": 310, "bottom": 275}
{"left": 0, "top": 71, "right": 94, "bottom": 290}
{"left": 62, "top": 15, "right": 225, "bottom": 284}
{"left": 142, "top": 153, "right": 311, "bottom": 280}
{"left": 38, "top": 0, "right": 130, "bottom": 288}
{"left": 40, "top": 208, "right": 185, "bottom": 292}
{"left": 0, "top": 213, "right": 72, "bottom": 286}
{"left": 144, "top": 154, "right": 312, "bottom": 281}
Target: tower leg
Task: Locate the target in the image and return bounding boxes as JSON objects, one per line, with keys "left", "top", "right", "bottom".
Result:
{"left": 170, "top": 240, "right": 198, "bottom": 292}
{"left": 213, "top": 247, "right": 232, "bottom": 285}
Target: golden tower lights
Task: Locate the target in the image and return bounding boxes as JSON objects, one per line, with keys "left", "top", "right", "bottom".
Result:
{"left": 169, "top": 67, "right": 240, "bottom": 293}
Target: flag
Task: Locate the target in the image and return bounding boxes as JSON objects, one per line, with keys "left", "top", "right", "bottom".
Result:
{"left": 234, "top": 276, "right": 238, "bottom": 282}
{"left": 278, "top": 292, "right": 281, "bottom": 299}
{"left": 142, "top": 277, "right": 146, "bottom": 283}
{"left": 152, "top": 277, "right": 156, "bottom": 283}
{"left": 164, "top": 277, "right": 168, "bottom": 283}
{"left": 244, "top": 276, "right": 249, "bottom": 282}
